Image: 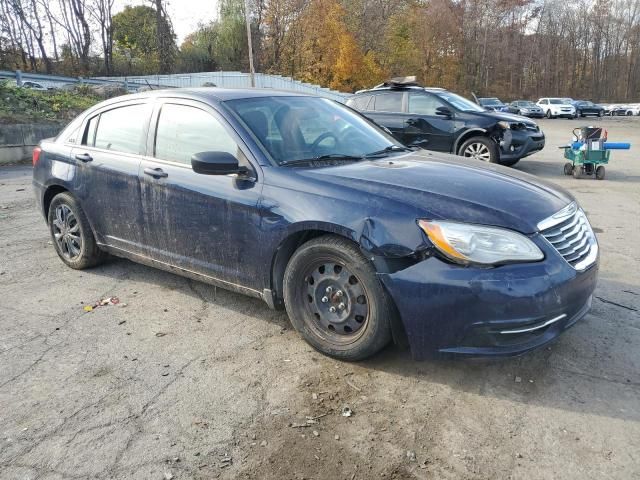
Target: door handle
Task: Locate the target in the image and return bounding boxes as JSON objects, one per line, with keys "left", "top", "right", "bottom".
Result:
{"left": 75, "top": 153, "right": 93, "bottom": 162}
{"left": 143, "top": 167, "right": 168, "bottom": 178}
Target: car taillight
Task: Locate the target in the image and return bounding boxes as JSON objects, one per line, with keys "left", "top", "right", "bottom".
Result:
{"left": 32, "top": 146, "right": 41, "bottom": 166}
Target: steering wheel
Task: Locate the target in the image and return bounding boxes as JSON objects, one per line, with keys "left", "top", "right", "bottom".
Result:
{"left": 310, "top": 132, "right": 339, "bottom": 153}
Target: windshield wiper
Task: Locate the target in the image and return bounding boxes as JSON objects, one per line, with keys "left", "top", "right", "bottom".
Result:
{"left": 364, "top": 145, "right": 412, "bottom": 158}
{"left": 280, "top": 153, "right": 363, "bottom": 167}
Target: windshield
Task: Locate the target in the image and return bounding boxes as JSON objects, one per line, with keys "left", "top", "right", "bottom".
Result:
{"left": 520, "top": 101, "right": 536, "bottom": 107}
{"left": 480, "top": 98, "right": 503, "bottom": 106}
{"left": 225, "top": 96, "right": 403, "bottom": 166}
{"left": 549, "top": 99, "right": 565, "bottom": 105}
{"left": 433, "top": 91, "right": 485, "bottom": 112}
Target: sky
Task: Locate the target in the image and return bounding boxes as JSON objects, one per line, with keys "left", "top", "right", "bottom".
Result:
{"left": 115, "top": 0, "right": 220, "bottom": 44}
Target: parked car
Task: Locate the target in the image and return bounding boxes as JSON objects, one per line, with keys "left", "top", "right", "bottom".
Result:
{"left": 536, "top": 98, "right": 576, "bottom": 118}
{"left": 346, "top": 83, "right": 545, "bottom": 166}
{"left": 22, "top": 81, "right": 49, "bottom": 91}
{"left": 32, "top": 88, "right": 598, "bottom": 360}
{"left": 571, "top": 100, "right": 604, "bottom": 117}
{"left": 477, "top": 97, "right": 510, "bottom": 112}
{"left": 614, "top": 104, "right": 640, "bottom": 116}
{"left": 507, "top": 100, "right": 545, "bottom": 118}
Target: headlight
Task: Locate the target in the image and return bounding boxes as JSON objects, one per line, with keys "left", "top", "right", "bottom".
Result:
{"left": 497, "top": 121, "right": 510, "bottom": 129}
{"left": 418, "top": 220, "right": 544, "bottom": 266}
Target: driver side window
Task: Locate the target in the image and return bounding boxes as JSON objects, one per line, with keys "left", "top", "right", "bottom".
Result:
{"left": 154, "top": 103, "right": 240, "bottom": 166}
{"left": 408, "top": 94, "right": 445, "bottom": 115}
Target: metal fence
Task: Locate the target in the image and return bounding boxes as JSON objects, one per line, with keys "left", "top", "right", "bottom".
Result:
{"left": 0, "top": 69, "right": 350, "bottom": 102}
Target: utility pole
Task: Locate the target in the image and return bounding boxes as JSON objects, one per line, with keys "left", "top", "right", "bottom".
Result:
{"left": 244, "top": 0, "right": 256, "bottom": 87}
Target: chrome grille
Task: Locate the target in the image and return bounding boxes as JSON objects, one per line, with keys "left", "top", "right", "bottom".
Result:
{"left": 538, "top": 203, "right": 598, "bottom": 271}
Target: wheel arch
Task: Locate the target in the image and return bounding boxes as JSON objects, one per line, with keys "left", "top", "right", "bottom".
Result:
{"left": 268, "top": 225, "right": 409, "bottom": 349}
{"left": 453, "top": 128, "right": 489, "bottom": 154}
{"left": 43, "top": 184, "right": 69, "bottom": 218}
{"left": 269, "top": 224, "right": 357, "bottom": 307}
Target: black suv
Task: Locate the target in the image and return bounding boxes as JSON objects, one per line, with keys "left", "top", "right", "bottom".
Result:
{"left": 347, "top": 84, "right": 545, "bottom": 166}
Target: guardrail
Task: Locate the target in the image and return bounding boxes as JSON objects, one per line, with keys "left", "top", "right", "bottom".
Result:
{"left": 0, "top": 70, "right": 350, "bottom": 102}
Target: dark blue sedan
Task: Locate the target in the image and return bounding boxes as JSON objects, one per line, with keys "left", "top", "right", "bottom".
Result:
{"left": 32, "top": 89, "right": 599, "bottom": 360}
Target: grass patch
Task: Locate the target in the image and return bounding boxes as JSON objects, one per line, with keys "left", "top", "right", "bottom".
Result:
{"left": 0, "top": 81, "right": 101, "bottom": 124}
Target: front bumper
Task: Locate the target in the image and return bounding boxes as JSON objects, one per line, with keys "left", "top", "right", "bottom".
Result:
{"left": 499, "top": 128, "right": 545, "bottom": 161}
{"left": 380, "top": 236, "right": 598, "bottom": 359}
{"left": 522, "top": 111, "right": 545, "bottom": 118}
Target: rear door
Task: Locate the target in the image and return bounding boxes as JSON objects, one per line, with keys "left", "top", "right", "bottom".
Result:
{"left": 361, "top": 91, "right": 408, "bottom": 141}
{"left": 138, "top": 99, "right": 264, "bottom": 288}
{"left": 403, "top": 92, "right": 455, "bottom": 152}
{"left": 70, "top": 101, "right": 149, "bottom": 253}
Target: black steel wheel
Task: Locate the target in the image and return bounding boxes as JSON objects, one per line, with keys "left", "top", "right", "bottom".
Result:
{"left": 283, "top": 235, "right": 394, "bottom": 360}
{"left": 48, "top": 192, "right": 105, "bottom": 269}
{"left": 596, "top": 165, "right": 606, "bottom": 180}
{"left": 564, "top": 162, "right": 574, "bottom": 175}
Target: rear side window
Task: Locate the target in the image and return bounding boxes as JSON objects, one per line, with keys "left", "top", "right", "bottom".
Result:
{"left": 154, "top": 103, "right": 239, "bottom": 165}
{"left": 408, "top": 94, "right": 444, "bottom": 115}
{"left": 348, "top": 95, "right": 372, "bottom": 110}
{"left": 373, "top": 92, "right": 403, "bottom": 113}
{"left": 93, "top": 104, "right": 147, "bottom": 154}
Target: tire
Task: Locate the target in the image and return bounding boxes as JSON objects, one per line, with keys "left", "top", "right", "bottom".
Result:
{"left": 596, "top": 166, "right": 605, "bottom": 180}
{"left": 546, "top": 110, "right": 553, "bottom": 119}
{"left": 458, "top": 136, "right": 499, "bottom": 163}
{"left": 598, "top": 110, "right": 604, "bottom": 117}
{"left": 577, "top": 110, "right": 582, "bottom": 118}
{"left": 564, "top": 162, "right": 574, "bottom": 175}
{"left": 572, "top": 166, "right": 581, "bottom": 179}
{"left": 48, "top": 192, "right": 105, "bottom": 269}
{"left": 627, "top": 111, "right": 633, "bottom": 116}
{"left": 283, "top": 235, "right": 393, "bottom": 361}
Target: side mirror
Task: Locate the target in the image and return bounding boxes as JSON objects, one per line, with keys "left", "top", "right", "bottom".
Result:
{"left": 191, "top": 151, "right": 240, "bottom": 175}
{"left": 435, "top": 106, "right": 452, "bottom": 117}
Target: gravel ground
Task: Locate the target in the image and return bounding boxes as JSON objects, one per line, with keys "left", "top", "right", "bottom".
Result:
{"left": 1, "top": 116, "right": 639, "bottom": 480}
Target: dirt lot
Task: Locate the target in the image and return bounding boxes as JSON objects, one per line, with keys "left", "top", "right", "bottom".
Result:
{"left": 1, "top": 116, "right": 639, "bottom": 480}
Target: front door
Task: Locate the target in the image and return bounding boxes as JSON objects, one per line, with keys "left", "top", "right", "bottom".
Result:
{"left": 138, "top": 100, "right": 264, "bottom": 289}
{"left": 403, "top": 92, "right": 455, "bottom": 152}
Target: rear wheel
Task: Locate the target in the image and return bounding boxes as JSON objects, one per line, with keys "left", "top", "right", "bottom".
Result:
{"left": 459, "top": 136, "right": 499, "bottom": 163}
{"left": 596, "top": 166, "right": 606, "bottom": 180}
{"left": 283, "top": 235, "right": 393, "bottom": 361}
{"left": 48, "top": 192, "right": 105, "bottom": 269}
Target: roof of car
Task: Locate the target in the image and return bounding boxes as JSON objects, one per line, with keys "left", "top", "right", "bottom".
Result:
{"left": 101, "top": 87, "right": 311, "bottom": 106}
{"left": 354, "top": 86, "right": 446, "bottom": 94}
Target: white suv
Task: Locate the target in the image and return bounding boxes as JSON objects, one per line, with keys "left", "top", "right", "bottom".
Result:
{"left": 537, "top": 98, "right": 576, "bottom": 119}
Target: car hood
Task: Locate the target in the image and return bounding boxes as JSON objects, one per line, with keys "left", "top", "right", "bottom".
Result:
{"left": 473, "top": 110, "right": 539, "bottom": 125}
{"left": 298, "top": 151, "right": 573, "bottom": 234}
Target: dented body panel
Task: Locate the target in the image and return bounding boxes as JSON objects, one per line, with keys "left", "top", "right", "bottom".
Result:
{"left": 33, "top": 88, "right": 598, "bottom": 359}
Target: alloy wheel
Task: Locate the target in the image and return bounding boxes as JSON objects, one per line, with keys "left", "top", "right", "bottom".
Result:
{"left": 52, "top": 204, "right": 82, "bottom": 260}
{"left": 463, "top": 142, "right": 492, "bottom": 161}
{"left": 303, "top": 260, "right": 369, "bottom": 344}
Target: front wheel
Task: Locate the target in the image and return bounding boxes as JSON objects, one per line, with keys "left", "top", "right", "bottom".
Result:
{"left": 459, "top": 136, "right": 499, "bottom": 163}
{"left": 598, "top": 110, "right": 604, "bottom": 117}
{"left": 564, "top": 162, "right": 574, "bottom": 175}
{"left": 596, "top": 166, "right": 605, "bottom": 180}
{"left": 283, "top": 235, "right": 394, "bottom": 361}
{"left": 546, "top": 110, "right": 553, "bottom": 119}
{"left": 48, "top": 192, "right": 105, "bottom": 269}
